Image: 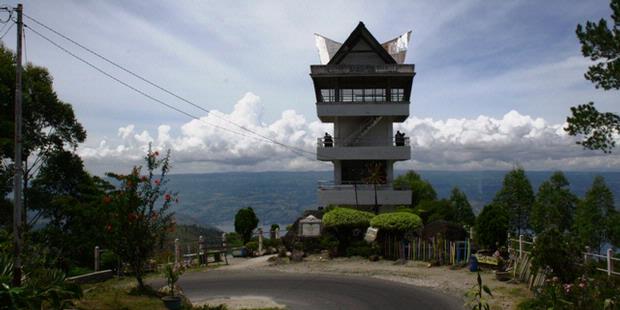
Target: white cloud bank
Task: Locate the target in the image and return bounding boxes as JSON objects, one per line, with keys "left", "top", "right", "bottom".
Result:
{"left": 78, "top": 92, "right": 620, "bottom": 175}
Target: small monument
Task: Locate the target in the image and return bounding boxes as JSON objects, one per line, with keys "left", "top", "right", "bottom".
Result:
{"left": 299, "top": 215, "right": 322, "bottom": 237}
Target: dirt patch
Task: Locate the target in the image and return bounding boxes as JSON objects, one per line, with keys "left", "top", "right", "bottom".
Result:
{"left": 194, "top": 296, "right": 285, "bottom": 310}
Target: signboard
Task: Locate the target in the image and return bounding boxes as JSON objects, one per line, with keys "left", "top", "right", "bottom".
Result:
{"left": 364, "top": 227, "right": 379, "bottom": 242}
{"left": 299, "top": 215, "right": 322, "bottom": 237}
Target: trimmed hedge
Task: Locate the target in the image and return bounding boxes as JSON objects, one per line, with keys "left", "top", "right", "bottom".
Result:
{"left": 370, "top": 212, "right": 423, "bottom": 232}
{"left": 322, "top": 208, "right": 375, "bottom": 229}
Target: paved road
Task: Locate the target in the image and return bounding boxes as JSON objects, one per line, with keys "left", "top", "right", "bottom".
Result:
{"left": 168, "top": 270, "right": 463, "bottom": 310}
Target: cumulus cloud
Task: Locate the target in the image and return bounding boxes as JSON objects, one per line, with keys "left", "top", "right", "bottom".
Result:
{"left": 78, "top": 93, "right": 620, "bottom": 175}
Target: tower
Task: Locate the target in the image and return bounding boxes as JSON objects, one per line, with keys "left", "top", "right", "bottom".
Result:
{"left": 311, "top": 22, "right": 414, "bottom": 210}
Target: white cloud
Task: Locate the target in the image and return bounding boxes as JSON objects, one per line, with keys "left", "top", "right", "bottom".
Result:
{"left": 78, "top": 93, "right": 620, "bottom": 175}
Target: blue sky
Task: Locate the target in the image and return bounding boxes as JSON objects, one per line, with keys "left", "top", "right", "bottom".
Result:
{"left": 1, "top": 0, "right": 619, "bottom": 173}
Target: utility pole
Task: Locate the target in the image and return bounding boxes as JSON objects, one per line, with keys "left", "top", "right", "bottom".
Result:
{"left": 12, "top": 3, "right": 23, "bottom": 287}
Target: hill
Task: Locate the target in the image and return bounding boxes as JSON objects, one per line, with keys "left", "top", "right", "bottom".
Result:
{"left": 166, "top": 171, "right": 620, "bottom": 231}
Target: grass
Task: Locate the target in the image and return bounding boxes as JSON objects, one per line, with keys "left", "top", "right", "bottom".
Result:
{"left": 75, "top": 277, "right": 168, "bottom": 310}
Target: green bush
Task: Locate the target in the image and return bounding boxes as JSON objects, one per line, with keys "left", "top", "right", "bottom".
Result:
{"left": 370, "top": 212, "right": 423, "bottom": 232}
{"left": 323, "top": 208, "right": 375, "bottom": 229}
{"left": 245, "top": 241, "right": 258, "bottom": 252}
{"left": 531, "top": 227, "right": 581, "bottom": 283}
{"left": 225, "top": 232, "right": 244, "bottom": 247}
{"left": 345, "top": 241, "right": 373, "bottom": 257}
{"left": 475, "top": 203, "right": 509, "bottom": 250}
{"left": 100, "top": 251, "right": 119, "bottom": 271}
{"left": 67, "top": 266, "right": 93, "bottom": 277}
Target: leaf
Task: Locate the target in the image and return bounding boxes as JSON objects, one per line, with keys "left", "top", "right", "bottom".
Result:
{"left": 482, "top": 285, "right": 493, "bottom": 297}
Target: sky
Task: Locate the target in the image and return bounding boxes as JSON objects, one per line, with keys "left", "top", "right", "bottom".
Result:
{"left": 1, "top": 0, "right": 619, "bottom": 174}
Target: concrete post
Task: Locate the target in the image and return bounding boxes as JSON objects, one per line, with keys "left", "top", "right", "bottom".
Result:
{"left": 174, "top": 238, "right": 180, "bottom": 266}
{"left": 275, "top": 227, "right": 280, "bottom": 239}
{"left": 518, "top": 234, "right": 524, "bottom": 258}
{"left": 94, "top": 246, "right": 100, "bottom": 272}
{"left": 198, "top": 235, "right": 205, "bottom": 266}
{"left": 258, "top": 228, "right": 263, "bottom": 255}
{"left": 608, "top": 248, "right": 613, "bottom": 276}
{"left": 584, "top": 246, "right": 591, "bottom": 264}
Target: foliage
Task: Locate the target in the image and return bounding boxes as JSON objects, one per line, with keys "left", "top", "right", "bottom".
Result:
{"left": 519, "top": 275, "right": 620, "bottom": 310}
{"left": 345, "top": 241, "right": 373, "bottom": 258}
{"left": 467, "top": 271, "right": 492, "bottom": 310}
{"left": 530, "top": 171, "right": 577, "bottom": 234}
{"left": 475, "top": 203, "right": 510, "bottom": 250}
{"left": 245, "top": 241, "right": 259, "bottom": 253}
{"left": 322, "top": 208, "right": 375, "bottom": 229}
{"left": 531, "top": 227, "right": 581, "bottom": 283}
{"left": 270, "top": 224, "right": 280, "bottom": 231}
{"left": 449, "top": 187, "right": 476, "bottom": 227}
{"left": 607, "top": 211, "right": 620, "bottom": 248}
{"left": 163, "top": 264, "right": 184, "bottom": 297}
{"left": 393, "top": 171, "right": 437, "bottom": 208}
{"left": 234, "top": 207, "right": 259, "bottom": 244}
{"left": 413, "top": 199, "right": 455, "bottom": 224}
{"left": 224, "top": 232, "right": 244, "bottom": 248}
{"left": 565, "top": 0, "right": 620, "bottom": 152}
{"left": 104, "top": 147, "right": 177, "bottom": 290}
{"left": 369, "top": 212, "right": 422, "bottom": 232}
{"left": 0, "top": 253, "right": 82, "bottom": 309}
{"left": 573, "top": 176, "right": 615, "bottom": 252}
{"left": 493, "top": 167, "right": 534, "bottom": 235}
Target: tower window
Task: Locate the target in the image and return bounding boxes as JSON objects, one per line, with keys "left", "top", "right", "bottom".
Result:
{"left": 391, "top": 88, "right": 405, "bottom": 102}
{"left": 320, "top": 89, "right": 335, "bottom": 102}
{"left": 339, "top": 88, "right": 387, "bottom": 102}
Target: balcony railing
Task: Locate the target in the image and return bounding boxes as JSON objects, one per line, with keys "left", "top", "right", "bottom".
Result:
{"left": 317, "top": 137, "right": 410, "bottom": 148}
{"left": 318, "top": 180, "right": 399, "bottom": 190}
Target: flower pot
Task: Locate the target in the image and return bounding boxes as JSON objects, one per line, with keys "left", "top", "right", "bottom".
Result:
{"left": 495, "top": 271, "right": 511, "bottom": 282}
{"left": 162, "top": 295, "right": 182, "bottom": 310}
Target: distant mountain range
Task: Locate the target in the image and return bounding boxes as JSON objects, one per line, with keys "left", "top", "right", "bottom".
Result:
{"left": 167, "top": 171, "right": 620, "bottom": 232}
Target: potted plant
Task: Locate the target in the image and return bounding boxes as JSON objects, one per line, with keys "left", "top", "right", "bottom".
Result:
{"left": 161, "top": 264, "right": 183, "bottom": 310}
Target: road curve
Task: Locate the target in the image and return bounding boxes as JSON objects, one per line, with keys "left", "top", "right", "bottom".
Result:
{"left": 174, "top": 270, "right": 463, "bottom": 310}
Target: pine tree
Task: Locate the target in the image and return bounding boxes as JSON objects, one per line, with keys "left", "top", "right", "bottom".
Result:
{"left": 493, "top": 167, "right": 534, "bottom": 235}
{"left": 530, "top": 172, "right": 577, "bottom": 234}
{"left": 573, "top": 176, "right": 615, "bottom": 252}
{"left": 449, "top": 187, "right": 475, "bottom": 227}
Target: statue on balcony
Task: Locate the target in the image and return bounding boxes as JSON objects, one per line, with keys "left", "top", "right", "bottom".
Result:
{"left": 324, "top": 132, "right": 333, "bottom": 147}
{"left": 395, "top": 131, "right": 405, "bottom": 146}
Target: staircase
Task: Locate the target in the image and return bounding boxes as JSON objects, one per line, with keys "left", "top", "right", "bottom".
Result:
{"left": 344, "top": 116, "right": 383, "bottom": 146}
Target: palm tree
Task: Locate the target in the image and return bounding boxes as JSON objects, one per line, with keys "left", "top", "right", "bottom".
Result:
{"left": 364, "top": 162, "right": 386, "bottom": 214}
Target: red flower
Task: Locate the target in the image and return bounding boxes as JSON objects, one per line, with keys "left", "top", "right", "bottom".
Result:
{"left": 165, "top": 194, "right": 171, "bottom": 201}
{"left": 154, "top": 151, "right": 160, "bottom": 156}
{"left": 105, "top": 224, "right": 112, "bottom": 232}
{"left": 154, "top": 179, "right": 161, "bottom": 186}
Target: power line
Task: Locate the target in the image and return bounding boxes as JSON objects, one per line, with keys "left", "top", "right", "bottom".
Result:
{"left": 22, "top": 12, "right": 318, "bottom": 158}
{"left": 0, "top": 20, "right": 13, "bottom": 40}
{"left": 23, "top": 22, "right": 314, "bottom": 160}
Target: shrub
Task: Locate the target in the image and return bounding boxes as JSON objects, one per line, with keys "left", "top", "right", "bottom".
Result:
{"left": 234, "top": 207, "right": 259, "bottom": 244}
{"left": 224, "top": 232, "right": 244, "bottom": 248}
{"left": 531, "top": 227, "right": 581, "bottom": 283}
{"left": 475, "top": 203, "right": 509, "bottom": 250}
{"left": 322, "top": 208, "right": 375, "bottom": 229}
{"left": 245, "top": 241, "right": 258, "bottom": 253}
{"left": 345, "top": 241, "right": 373, "bottom": 257}
{"left": 370, "top": 212, "right": 423, "bottom": 232}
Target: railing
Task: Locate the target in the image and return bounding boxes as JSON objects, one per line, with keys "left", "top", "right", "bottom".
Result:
{"left": 584, "top": 248, "right": 619, "bottom": 276}
{"left": 317, "top": 180, "right": 401, "bottom": 191}
{"left": 317, "top": 100, "right": 409, "bottom": 104}
{"left": 317, "top": 137, "right": 409, "bottom": 147}
{"left": 310, "top": 64, "right": 415, "bottom": 75}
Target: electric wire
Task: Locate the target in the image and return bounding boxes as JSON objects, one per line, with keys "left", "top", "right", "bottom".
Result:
{"left": 23, "top": 22, "right": 314, "bottom": 160}
{"left": 0, "top": 20, "right": 13, "bottom": 40}
{"left": 22, "top": 12, "right": 319, "bottom": 158}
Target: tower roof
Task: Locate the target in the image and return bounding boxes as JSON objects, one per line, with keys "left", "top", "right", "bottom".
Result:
{"left": 314, "top": 22, "right": 411, "bottom": 65}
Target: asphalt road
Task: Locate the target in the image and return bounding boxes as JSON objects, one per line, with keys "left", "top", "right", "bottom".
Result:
{"left": 168, "top": 270, "right": 463, "bottom": 310}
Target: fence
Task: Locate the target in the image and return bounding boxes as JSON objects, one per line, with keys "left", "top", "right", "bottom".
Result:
{"left": 583, "top": 247, "right": 619, "bottom": 277}
{"left": 382, "top": 234, "right": 471, "bottom": 265}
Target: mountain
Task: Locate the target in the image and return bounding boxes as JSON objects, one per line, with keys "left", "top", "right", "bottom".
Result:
{"left": 166, "top": 171, "right": 620, "bottom": 231}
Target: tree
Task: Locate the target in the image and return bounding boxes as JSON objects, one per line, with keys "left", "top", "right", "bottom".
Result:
{"left": 530, "top": 171, "right": 577, "bottom": 234}
{"left": 26, "top": 150, "right": 112, "bottom": 268}
{"left": 449, "top": 187, "right": 476, "bottom": 227}
{"left": 573, "top": 176, "right": 615, "bottom": 252}
{"left": 607, "top": 211, "right": 620, "bottom": 249}
{"left": 234, "top": 207, "right": 259, "bottom": 244}
{"left": 475, "top": 203, "right": 510, "bottom": 250}
{"left": 565, "top": 0, "right": 620, "bottom": 152}
{"left": 531, "top": 227, "right": 581, "bottom": 283}
{"left": 105, "top": 148, "right": 177, "bottom": 290}
{"left": 413, "top": 199, "right": 455, "bottom": 224}
{"left": 493, "top": 167, "right": 534, "bottom": 235}
{"left": 393, "top": 171, "right": 437, "bottom": 208}
{"left": 0, "top": 44, "right": 86, "bottom": 230}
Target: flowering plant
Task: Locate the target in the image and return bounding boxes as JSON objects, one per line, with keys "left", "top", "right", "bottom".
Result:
{"left": 103, "top": 145, "right": 177, "bottom": 289}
